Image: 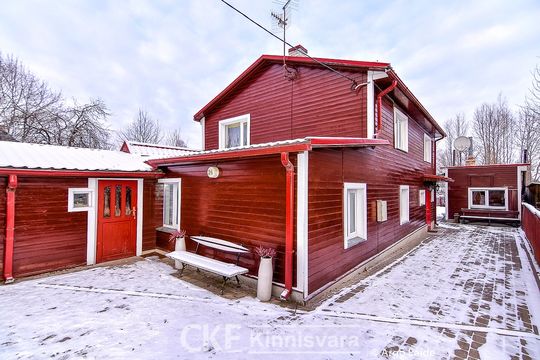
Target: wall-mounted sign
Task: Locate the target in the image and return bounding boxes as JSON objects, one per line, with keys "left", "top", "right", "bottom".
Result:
{"left": 207, "top": 166, "right": 220, "bottom": 179}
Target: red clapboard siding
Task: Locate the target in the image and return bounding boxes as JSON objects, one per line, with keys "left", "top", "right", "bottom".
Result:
{"left": 13, "top": 177, "right": 88, "bottom": 277}
{"left": 0, "top": 177, "right": 6, "bottom": 274}
{"left": 447, "top": 165, "right": 520, "bottom": 219}
{"left": 142, "top": 179, "right": 161, "bottom": 251}
{"left": 164, "top": 155, "right": 296, "bottom": 286}
{"left": 204, "top": 63, "right": 367, "bottom": 150}
{"left": 307, "top": 99, "right": 435, "bottom": 293}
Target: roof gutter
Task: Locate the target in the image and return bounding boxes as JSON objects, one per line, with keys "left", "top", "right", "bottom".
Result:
{"left": 0, "top": 169, "right": 163, "bottom": 178}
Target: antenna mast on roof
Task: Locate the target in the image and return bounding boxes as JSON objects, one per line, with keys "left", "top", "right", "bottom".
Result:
{"left": 271, "top": 0, "right": 298, "bottom": 79}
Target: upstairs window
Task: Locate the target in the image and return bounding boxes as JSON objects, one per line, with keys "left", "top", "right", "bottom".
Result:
{"left": 424, "top": 134, "right": 432, "bottom": 163}
{"left": 394, "top": 107, "right": 409, "bottom": 152}
{"left": 400, "top": 185, "right": 410, "bottom": 224}
{"left": 468, "top": 187, "right": 507, "bottom": 210}
{"left": 343, "top": 183, "right": 367, "bottom": 249}
{"left": 218, "top": 114, "right": 250, "bottom": 149}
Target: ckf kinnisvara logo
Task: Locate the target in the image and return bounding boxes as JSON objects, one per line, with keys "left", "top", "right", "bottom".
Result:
{"left": 180, "top": 324, "right": 368, "bottom": 354}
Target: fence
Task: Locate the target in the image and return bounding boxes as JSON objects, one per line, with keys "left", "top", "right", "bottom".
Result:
{"left": 522, "top": 203, "right": 540, "bottom": 264}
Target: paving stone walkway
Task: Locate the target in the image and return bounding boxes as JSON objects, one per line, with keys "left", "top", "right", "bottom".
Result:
{"left": 318, "top": 223, "right": 540, "bottom": 359}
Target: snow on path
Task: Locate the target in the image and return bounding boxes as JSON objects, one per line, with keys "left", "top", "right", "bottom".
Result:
{"left": 0, "top": 224, "right": 539, "bottom": 359}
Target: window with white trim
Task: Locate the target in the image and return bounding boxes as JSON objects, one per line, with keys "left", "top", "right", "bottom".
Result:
{"left": 394, "top": 107, "right": 408, "bottom": 152}
{"left": 419, "top": 189, "right": 426, "bottom": 206}
{"left": 400, "top": 185, "right": 410, "bottom": 224}
{"left": 468, "top": 187, "right": 507, "bottom": 210}
{"left": 218, "top": 114, "right": 250, "bottom": 149}
{"left": 344, "top": 183, "right": 367, "bottom": 249}
{"left": 159, "top": 179, "right": 181, "bottom": 229}
{"left": 423, "top": 134, "right": 432, "bottom": 163}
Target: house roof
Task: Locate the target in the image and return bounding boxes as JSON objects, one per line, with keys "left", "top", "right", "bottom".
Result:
{"left": 148, "top": 137, "right": 389, "bottom": 167}
{"left": 192, "top": 54, "right": 444, "bottom": 137}
{"left": 193, "top": 54, "right": 390, "bottom": 121}
{"left": 120, "top": 140, "right": 197, "bottom": 159}
{"left": 0, "top": 141, "right": 154, "bottom": 172}
{"left": 445, "top": 163, "right": 530, "bottom": 170}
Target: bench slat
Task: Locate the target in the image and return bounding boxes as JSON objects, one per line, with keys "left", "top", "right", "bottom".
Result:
{"left": 166, "top": 251, "right": 248, "bottom": 277}
{"left": 191, "top": 236, "right": 250, "bottom": 254}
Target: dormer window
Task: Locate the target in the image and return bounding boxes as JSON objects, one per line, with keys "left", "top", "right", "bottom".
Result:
{"left": 218, "top": 114, "right": 250, "bottom": 149}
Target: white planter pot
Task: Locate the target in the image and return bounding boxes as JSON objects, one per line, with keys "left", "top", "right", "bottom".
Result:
{"left": 257, "top": 257, "right": 273, "bottom": 302}
{"left": 174, "top": 236, "right": 186, "bottom": 269}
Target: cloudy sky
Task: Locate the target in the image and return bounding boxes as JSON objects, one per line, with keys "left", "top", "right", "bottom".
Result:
{"left": 1, "top": 0, "right": 539, "bottom": 148}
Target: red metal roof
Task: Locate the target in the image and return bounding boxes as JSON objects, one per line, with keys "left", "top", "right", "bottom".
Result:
{"left": 193, "top": 55, "right": 390, "bottom": 121}
{"left": 147, "top": 137, "right": 389, "bottom": 167}
{"left": 446, "top": 163, "right": 530, "bottom": 169}
{"left": 423, "top": 174, "right": 454, "bottom": 182}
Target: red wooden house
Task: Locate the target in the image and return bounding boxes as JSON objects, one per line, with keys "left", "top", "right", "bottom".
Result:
{"left": 445, "top": 163, "right": 530, "bottom": 224}
{"left": 148, "top": 50, "right": 447, "bottom": 301}
{"left": 1, "top": 49, "right": 447, "bottom": 302}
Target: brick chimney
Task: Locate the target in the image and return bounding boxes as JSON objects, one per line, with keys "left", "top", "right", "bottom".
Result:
{"left": 288, "top": 44, "right": 308, "bottom": 57}
{"left": 465, "top": 155, "right": 476, "bottom": 166}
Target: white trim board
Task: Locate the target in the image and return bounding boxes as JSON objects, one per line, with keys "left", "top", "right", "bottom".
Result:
{"left": 296, "top": 151, "right": 309, "bottom": 299}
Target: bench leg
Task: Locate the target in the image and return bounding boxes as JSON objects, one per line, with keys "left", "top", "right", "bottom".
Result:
{"left": 221, "top": 276, "right": 229, "bottom": 295}
{"left": 179, "top": 263, "right": 186, "bottom": 277}
{"left": 235, "top": 275, "right": 241, "bottom": 287}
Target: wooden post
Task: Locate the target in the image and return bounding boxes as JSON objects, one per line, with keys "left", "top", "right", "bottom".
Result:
{"left": 4, "top": 174, "right": 17, "bottom": 283}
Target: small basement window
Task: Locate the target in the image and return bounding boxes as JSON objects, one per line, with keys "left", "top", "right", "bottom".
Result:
{"left": 394, "top": 107, "right": 409, "bottom": 152}
{"left": 344, "top": 183, "right": 367, "bottom": 249}
{"left": 400, "top": 185, "right": 410, "bottom": 224}
{"left": 219, "top": 114, "right": 250, "bottom": 149}
{"left": 424, "top": 134, "right": 432, "bottom": 163}
{"left": 159, "top": 179, "right": 181, "bottom": 229}
{"left": 68, "top": 188, "right": 94, "bottom": 212}
{"left": 468, "top": 187, "right": 507, "bottom": 210}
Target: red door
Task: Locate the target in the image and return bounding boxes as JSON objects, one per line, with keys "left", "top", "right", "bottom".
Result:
{"left": 97, "top": 180, "right": 138, "bottom": 263}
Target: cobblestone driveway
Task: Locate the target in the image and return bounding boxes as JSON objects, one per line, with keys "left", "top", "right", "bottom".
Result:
{"left": 318, "top": 223, "right": 540, "bottom": 359}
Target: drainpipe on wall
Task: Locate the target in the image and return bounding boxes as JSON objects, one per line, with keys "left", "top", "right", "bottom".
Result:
{"left": 375, "top": 79, "right": 398, "bottom": 138}
{"left": 280, "top": 152, "right": 295, "bottom": 300}
{"left": 4, "top": 174, "right": 17, "bottom": 283}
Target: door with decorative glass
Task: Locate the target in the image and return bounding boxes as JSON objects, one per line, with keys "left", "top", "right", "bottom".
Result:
{"left": 96, "top": 180, "right": 138, "bottom": 262}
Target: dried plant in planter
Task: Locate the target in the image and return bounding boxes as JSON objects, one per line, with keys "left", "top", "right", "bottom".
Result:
{"left": 168, "top": 229, "right": 186, "bottom": 242}
{"left": 254, "top": 246, "right": 276, "bottom": 259}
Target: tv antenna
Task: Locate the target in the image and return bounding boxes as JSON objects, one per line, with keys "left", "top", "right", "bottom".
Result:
{"left": 271, "top": 0, "right": 299, "bottom": 79}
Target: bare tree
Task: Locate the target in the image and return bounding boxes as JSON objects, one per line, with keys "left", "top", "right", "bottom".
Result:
{"left": 473, "top": 94, "right": 515, "bottom": 165}
{"left": 164, "top": 128, "right": 188, "bottom": 148}
{"left": 0, "top": 53, "right": 111, "bottom": 149}
{"left": 437, "top": 113, "right": 469, "bottom": 169}
{"left": 519, "top": 65, "right": 540, "bottom": 180}
{"left": 119, "top": 109, "right": 162, "bottom": 144}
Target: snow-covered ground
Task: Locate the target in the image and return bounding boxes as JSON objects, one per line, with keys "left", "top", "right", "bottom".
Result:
{"left": 1, "top": 223, "right": 539, "bottom": 359}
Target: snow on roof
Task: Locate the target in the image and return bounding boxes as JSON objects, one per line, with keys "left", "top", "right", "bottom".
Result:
{"left": 0, "top": 141, "right": 154, "bottom": 172}
{"left": 123, "top": 141, "right": 197, "bottom": 160}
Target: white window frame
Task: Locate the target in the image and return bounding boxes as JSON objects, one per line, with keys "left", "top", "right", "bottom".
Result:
{"left": 423, "top": 134, "right": 432, "bottom": 163}
{"left": 68, "top": 188, "right": 94, "bottom": 212}
{"left": 343, "top": 183, "right": 367, "bottom": 249}
{"left": 218, "top": 114, "right": 250, "bottom": 149}
{"left": 159, "top": 178, "right": 182, "bottom": 229}
{"left": 419, "top": 189, "right": 426, "bottom": 206}
{"left": 394, "top": 107, "right": 409, "bottom": 152}
{"left": 468, "top": 187, "right": 508, "bottom": 210}
{"left": 399, "top": 185, "right": 410, "bottom": 224}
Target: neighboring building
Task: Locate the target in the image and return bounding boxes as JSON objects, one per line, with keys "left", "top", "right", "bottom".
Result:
{"left": 1, "top": 50, "right": 448, "bottom": 302}
{"left": 120, "top": 140, "right": 195, "bottom": 159}
{"left": 526, "top": 182, "right": 540, "bottom": 209}
{"left": 148, "top": 50, "right": 448, "bottom": 301}
{"left": 0, "top": 128, "right": 17, "bottom": 142}
{"left": 445, "top": 163, "right": 530, "bottom": 224}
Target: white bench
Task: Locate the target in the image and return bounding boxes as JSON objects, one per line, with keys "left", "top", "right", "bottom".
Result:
{"left": 166, "top": 236, "right": 250, "bottom": 294}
